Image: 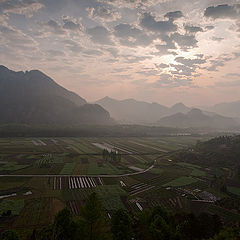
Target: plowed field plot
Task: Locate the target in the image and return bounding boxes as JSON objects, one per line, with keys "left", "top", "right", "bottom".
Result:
{"left": 129, "top": 182, "right": 155, "bottom": 196}
{"left": 0, "top": 199, "right": 24, "bottom": 215}
{"left": 51, "top": 177, "right": 98, "bottom": 190}
{"left": 95, "top": 185, "right": 126, "bottom": 212}
{"left": 67, "top": 200, "right": 80, "bottom": 215}
{"left": 13, "top": 198, "right": 51, "bottom": 228}
{"left": 60, "top": 163, "right": 76, "bottom": 174}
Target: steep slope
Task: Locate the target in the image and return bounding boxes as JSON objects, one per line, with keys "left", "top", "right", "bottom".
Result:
{"left": 96, "top": 97, "right": 191, "bottom": 124}
{"left": 157, "top": 108, "right": 239, "bottom": 129}
{"left": 0, "top": 65, "right": 112, "bottom": 125}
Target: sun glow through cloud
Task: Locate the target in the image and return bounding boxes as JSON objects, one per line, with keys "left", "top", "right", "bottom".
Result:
{"left": 0, "top": 0, "right": 240, "bottom": 106}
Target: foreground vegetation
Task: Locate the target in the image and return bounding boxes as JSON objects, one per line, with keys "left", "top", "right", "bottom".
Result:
{"left": 1, "top": 192, "right": 239, "bottom": 240}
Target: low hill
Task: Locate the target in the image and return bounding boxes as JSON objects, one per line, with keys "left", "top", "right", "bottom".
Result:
{"left": 157, "top": 108, "right": 239, "bottom": 129}
{"left": 172, "top": 135, "right": 240, "bottom": 168}
{"left": 207, "top": 100, "right": 240, "bottom": 118}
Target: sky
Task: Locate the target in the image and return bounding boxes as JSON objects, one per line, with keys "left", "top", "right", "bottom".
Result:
{"left": 0, "top": 0, "right": 240, "bottom": 106}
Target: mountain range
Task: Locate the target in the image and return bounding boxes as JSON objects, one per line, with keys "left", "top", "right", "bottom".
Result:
{"left": 96, "top": 96, "right": 240, "bottom": 129}
{"left": 96, "top": 97, "right": 190, "bottom": 124}
{"left": 0, "top": 65, "right": 112, "bottom": 125}
{"left": 206, "top": 101, "right": 240, "bottom": 118}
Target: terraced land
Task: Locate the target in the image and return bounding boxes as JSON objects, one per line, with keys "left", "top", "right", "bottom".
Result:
{"left": 1, "top": 135, "right": 240, "bottom": 234}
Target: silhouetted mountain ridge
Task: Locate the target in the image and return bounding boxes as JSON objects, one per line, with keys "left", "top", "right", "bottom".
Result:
{"left": 0, "top": 66, "right": 112, "bottom": 125}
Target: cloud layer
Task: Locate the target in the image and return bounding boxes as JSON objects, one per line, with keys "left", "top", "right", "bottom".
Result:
{"left": 0, "top": 0, "right": 240, "bottom": 105}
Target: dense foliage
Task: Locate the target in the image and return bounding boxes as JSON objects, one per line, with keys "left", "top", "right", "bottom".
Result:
{"left": 172, "top": 135, "right": 240, "bottom": 167}
{"left": 1, "top": 193, "right": 239, "bottom": 240}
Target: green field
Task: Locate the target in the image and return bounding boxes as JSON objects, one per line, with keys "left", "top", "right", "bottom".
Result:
{"left": 176, "top": 162, "right": 201, "bottom": 169}
{"left": 60, "top": 163, "right": 76, "bottom": 174}
{"left": 163, "top": 176, "right": 198, "bottom": 187}
{"left": 190, "top": 169, "right": 206, "bottom": 177}
{"left": 95, "top": 185, "right": 126, "bottom": 211}
{"left": 227, "top": 186, "right": 240, "bottom": 196}
{"left": 0, "top": 199, "right": 24, "bottom": 215}
{"left": 0, "top": 162, "right": 29, "bottom": 171}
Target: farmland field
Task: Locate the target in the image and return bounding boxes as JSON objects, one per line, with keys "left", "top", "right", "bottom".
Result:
{"left": 1, "top": 135, "right": 239, "bottom": 235}
{"left": 227, "top": 186, "right": 240, "bottom": 196}
{"left": 162, "top": 176, "right": 198, "bottom": 187}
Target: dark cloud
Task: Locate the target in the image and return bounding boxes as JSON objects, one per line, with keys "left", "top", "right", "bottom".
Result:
{"left": 156, "top": 63, "right": 169, "bottom": 69}
{"left": 87, "top": 26, "right": 113, "bottom": 45}
{"left": 171, "top": 32, "right": 198, "bottom": 50}
{"left": 0, "top": 0, "right": 44, "bottom": 17}
{"left": 168, "top": 56, "right": 206, "bottom": 78}
{"left": 204, "top": 4, "right": 240, "bottom": 20}
{"left": 170, "top": 64, "right": 193, "bottom": 77}
{"left": 211, "top": 36, "right": 224, "bottom": 42}
{"left": 207, "top": 52, "right": 240, "bottom": 72}
{"left": 136, "top": 69, "right": 158, "bottom": 76}
{"left": 105, "top": 47, "right": 119, "bottom": 58}
{"left": 154, "top": 34, "right": 176, "bottom": 56}
{"left": 97, "top": 0, "right": 157, "bottom": 9}
{"left": 155, "top": 44, "right": 176, "bottom": 56}
{"left": 140, "top": 12, "right": 178, "bottom": 33}
{"left": 83, "top": 49, "right": 103, "bottom": 56}
{"left": 43, "top": 20, "right": 65, "bottom": 35}
{"left": 62, "top": 16, "right": 82, "bottom": 31}
{"left": 214, "top": 79, "right": 240, "bottom": 87}
{"left": 152, "top": 74, "right": 192, "bottom": 88}
{"left": 184, "top": 25, "right": 203, "bottom": 33}
{"left": 114, "top": 23, "right": 153, "bottom": 47}
{"left": 86, "top": 5, "right": 120, "bottom": 22}
{"left": 123, "top": 55, "right": 152, "bottom": 63}
{"left": 205, "top": 25, "right": 214, "bottom": 30}
{"left": 164, "top": 11, "right": 183, "bottom": 21}
{"left": 207, "top": 53, "right": 238, "bottom": 72}
{"left": 195, "top": 54, "right": 204, "bottom": 58}
{"left": 224, "top": 72, "right": 240, "bottom": 78}
{"left": 47, "top": 49, "right": 65, "bottom": 57}
{"left": 63, "top": 40, "right": 83, "bottom": 52}
{"left": 0, "top": 24, "right": 37, "bottom": 51}
{"left": 207, "top": 59, "right": 226, "bottom": 71}
{"left": 175, "top": 56, "right": 206, "bottom": 66}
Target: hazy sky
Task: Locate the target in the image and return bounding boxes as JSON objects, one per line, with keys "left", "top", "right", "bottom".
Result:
{"left": 0, "top": 0, "right": 240, "bottom": 106}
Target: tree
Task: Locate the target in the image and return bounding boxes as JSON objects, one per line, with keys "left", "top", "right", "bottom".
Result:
{"left": 150, "top": 215, "right": 172, "bottom": 240}
{"left": 52, "top": 208, "right": 75, "bottom": 240}
{"left": 1, "top": 230, "right": 19, "bottom": 240}
{"left": 210, "top": 227, "right": 240, "bottom": 240}
{"left": 80, "top": 192, "right": 104, "bottom": 240}
{"left": 111, "top": 208, "right": 133, "bottom": 240}
{"left": 39, "top": 225, "right": 53, "bottom": 240}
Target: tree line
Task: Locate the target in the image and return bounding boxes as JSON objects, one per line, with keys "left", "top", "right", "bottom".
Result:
{"left": 102, "top": 149, "right": 121, "bottom": 163}
{"left": 1, "top": 192, "right": 239, "bottom": 240}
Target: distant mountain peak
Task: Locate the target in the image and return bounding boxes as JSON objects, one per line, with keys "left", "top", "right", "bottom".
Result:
{"left": 172, "top": 102, "right": 186, "bottom": 107}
